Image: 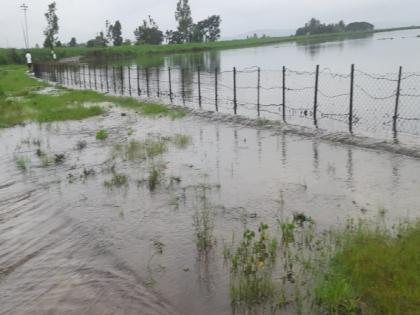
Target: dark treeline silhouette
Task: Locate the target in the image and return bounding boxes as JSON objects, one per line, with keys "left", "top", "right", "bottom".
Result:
{"left": 296, "top": 18, "right": 374, "bottom": 36}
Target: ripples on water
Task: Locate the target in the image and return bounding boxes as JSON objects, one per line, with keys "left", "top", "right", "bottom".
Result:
{"left": 1, "top": 107, "right": 420, "bottom": 314}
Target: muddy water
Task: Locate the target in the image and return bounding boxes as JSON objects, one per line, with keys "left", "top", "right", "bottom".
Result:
{"left": 1, "top": 106, "right": 420, "bottom": 315}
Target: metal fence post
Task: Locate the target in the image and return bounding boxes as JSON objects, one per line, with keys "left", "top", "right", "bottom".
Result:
{"left": 99, "top": 67, "right": 103, "bottom": 91}
{"left": 257, "top": 67, "right": 261, "bottom": 117}
{"left": 137, "top": 65, "right": 141, "bottom": 96}
{"left": 168, "top": 67, "right": 173, "bottom": 102}
{"left": 349, "top": 64, "right": 355, "bottom": 133}
{"left": 82, "top": 65, "right": 86, "bottom": 89}
{"left": 233, "top": 67, "right": 237, "bottom": 114}
{"left": 145, "top": 68, "right": 150, "bottom": 97}
{"left": 314, "top": 65, "right": 320, "bottom": 126}
{"left": 156, "top": 68, "right": 160, "bottom": 97}
{"left": 393, "top": 66, "right": 403, "bottom": 134}
{"left": 79, "top": 65, "right": 82, "bottom": 88}
{"left": 112, "top": 66, "right": 116, "bottom": 94}
{"left": 105, "top": 64, "right": 109, "bottom": 92}
{"left": 93, "top": 65, "right": 97, "bottom": 90}
{"left": 88, "top": 65, "right": 92, "bottom": 89}
{"left": 120, "top": 65, "right": 124, "bottom": 95}
{"left": 215, "top": 67, "right": 218, "bottom": 112}
{"left": 181, "top": 68, "right": 185, "bottom": 105}
{"left": 128, "top": 66, "right": 132, "bottom": 96}
{"left": 282, "top": 66, "right": 286, "bottom": 122}
{"left": 197, "top": 66, "right": 202, "bottom": 108}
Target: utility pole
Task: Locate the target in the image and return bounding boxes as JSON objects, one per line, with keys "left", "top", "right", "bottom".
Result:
{"left": 20, "top": 3, "right": 29, "bottom": 49}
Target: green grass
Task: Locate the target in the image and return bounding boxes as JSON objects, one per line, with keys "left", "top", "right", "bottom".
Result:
{"left": 16, "top": 156, "right": 29, "bottom": 171}
{"left": 1, "top": 26, "right": 419, "bottom": 65}
{"left": 104, "top": 172, "right": 128, "bottom": 189}
{"left": 0, "top": 66, "right": 185, "bottom": 128}
{"left": 172, "top": 134, "right": 191, "bottom": 149}
{"left": 315, "top": 221, "right": 420, "bottom": 315}
{"left": 96, "top": 129, "right": 108, "bottom": 140}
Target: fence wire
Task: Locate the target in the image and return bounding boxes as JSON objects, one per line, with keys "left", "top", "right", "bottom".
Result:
{"left": 33, "top": 62, "right": 420, "bottom": 138}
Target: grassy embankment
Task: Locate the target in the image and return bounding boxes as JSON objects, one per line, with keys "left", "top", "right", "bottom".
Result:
{"left": 1, "top": 26, "right": 420, "bottom": 65}
{"left": 0, "top": 65, "right": 185, "bottom": 128}
{"left": 314, "top": 220, "right": 420, "bottom": 315}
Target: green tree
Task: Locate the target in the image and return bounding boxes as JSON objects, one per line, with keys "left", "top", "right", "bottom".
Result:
{"left": 134, "top": 16, "right": 164, "bottom": 45}
{"left": 112, "top": 20, "right": 123, "bottom": 46}
{"left": 175, "top": 0, "right": 193, "bottom": 42}
{"left": 191, "top": 16, "right": 221, "bottom": 42}
{"left": 68, "top": 37, "right": 77, "bottom": 47}
{"left": 86, "top": 32, "right": 107, "bottom": 48}
{"left": 105, "top": 20, "right": 113, "bottom": 44}
{"left": 43, "top": 2, "right": 59, "bottom": 48}
{"left": 165, "top": 30, "right": 183, "bottom": 44}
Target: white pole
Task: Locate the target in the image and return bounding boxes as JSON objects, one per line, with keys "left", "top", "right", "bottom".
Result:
{"left": 20, "top": 3, "right": 29, "bottom": 48}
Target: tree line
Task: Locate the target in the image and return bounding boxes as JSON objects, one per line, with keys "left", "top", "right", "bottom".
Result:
{"left": 42, "top": 0, "right": 221, "bottom": 49}
{"left": 295, "top": 18, "right": 374, "bottom": 36}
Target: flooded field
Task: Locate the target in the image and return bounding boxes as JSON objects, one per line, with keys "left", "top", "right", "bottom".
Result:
{"left": 1, "top": 104, "right": 420, "bottom": 314}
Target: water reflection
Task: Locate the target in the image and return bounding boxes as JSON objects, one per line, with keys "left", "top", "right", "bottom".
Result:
{"left": 296, "top": 32, "right": 374, "bottom": 58}
{"left": 166, "top": 50, "right": 221, "bottom": 73}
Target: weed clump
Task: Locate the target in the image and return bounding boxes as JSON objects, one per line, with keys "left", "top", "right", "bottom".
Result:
{"left": 172, "top": 134, "right": 191, "bottom": 149}
{"left": 16, "top": 156, "right": 29, "bottom": 171}
{"left": 193, "top": 188, "right": 215, "bottom": 252}
{"left": 96, "top": 129, "right": 108, "bottom": 140}
{"left": 104, "top": 172, "right": 128, "bottom": 189}
{"left": 225, "top": 223, "right": 278, "bottom": 306}
{"left": 148, "top": 164, "right": 164, "bottom": 191}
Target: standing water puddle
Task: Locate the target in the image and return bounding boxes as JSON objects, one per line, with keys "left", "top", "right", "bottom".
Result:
{"left": 1, "top": 106, "right": 420, "bottom": 314}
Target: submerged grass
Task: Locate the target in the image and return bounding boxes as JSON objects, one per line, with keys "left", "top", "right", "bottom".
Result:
{"left": 104, "top": 172, "right": 128, "bottom": 189}
{"left": 225, "top": 223, "right": 278, "bottom": 306}
{"left": 0, "top": 66, "right": 186, "bottom": 128}
{"left": 193, "top": 187, "right": 215, "bottom": 252}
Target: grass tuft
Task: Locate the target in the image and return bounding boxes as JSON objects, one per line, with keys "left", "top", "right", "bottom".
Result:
{"left": 96, "top": 129, "right": 108, "bottom": 140}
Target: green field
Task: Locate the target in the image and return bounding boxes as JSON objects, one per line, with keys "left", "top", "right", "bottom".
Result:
{"left": 0, "top": 65, "right": 185, "bottom": 128}
{"left": 1, "top": 26, "right": 419, "bottom": 65}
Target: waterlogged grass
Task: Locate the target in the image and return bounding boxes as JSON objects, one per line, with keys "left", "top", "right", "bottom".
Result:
{"left": 315, "top": 221, "right": 420, "bottom": 315}
{"left": 0, "top": 66, "right": 104, "bottom": 127}
{"left": 111, "top": 96, "right": 186, "bottom": 118}
{"left": 0, "top": 66, "right": 186, "bottom": 128}
{"left": 193, "top": 188, "right": 215, "bottom": 252}
{"left": 113, "top": 138, "right": 168, "bottom": 161}
{"left": 172, "top": 134, "right": 192, "bottom": 149}
{"left": 96, "top": 129, "right": 108, "bottom": 140}
{"left": 16, "top": 156, "right": 29, "bottom": 171}
{"left": 104, "top": 172, "right": 128, "bottom": 189}
{"left": 222, "top": 212, "right": 420, "bottom": 314}
{"left": 225, "top": 223, "right": 278, "bottom": 306}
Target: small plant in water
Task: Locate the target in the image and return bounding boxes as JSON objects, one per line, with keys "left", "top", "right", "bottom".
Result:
{"left": 104, "top": 172, "right": 128, "bottom": 189}
{"left": 193, "top": 188, "right": 215, "bottom": 252}
{"left": 172, "top": 134, "right": 191, "bottom": 149}
{"left": 148, "top": 165, "right": 162, "bottom": 191}
{"left": 225, "top": 223, "right": 278, "bottom": 307}
{"left": 16, "top": 157, "right": 29, "bottom": 171}
{"left": 96, "top": 129, "right": 108, "bottom": 140}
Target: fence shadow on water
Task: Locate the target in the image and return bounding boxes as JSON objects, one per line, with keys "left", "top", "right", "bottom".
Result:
{"left": 33, "top": 62, "right": 420, "bottom": 139}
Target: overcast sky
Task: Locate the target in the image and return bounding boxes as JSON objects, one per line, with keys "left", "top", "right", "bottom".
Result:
{"left": 1, "top": 0, "right": 419, "bottom": 48}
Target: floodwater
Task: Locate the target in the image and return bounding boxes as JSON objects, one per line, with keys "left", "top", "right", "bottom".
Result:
{"left": 63, "top": 29, "right": 420, "bottom": 139}
{"left": 1, "top": 104, "right": 420, "bottom": 314}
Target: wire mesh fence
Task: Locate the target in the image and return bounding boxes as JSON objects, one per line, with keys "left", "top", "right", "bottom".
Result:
{"left": 33, "top": 62, "right": 420, "bottom": 138}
